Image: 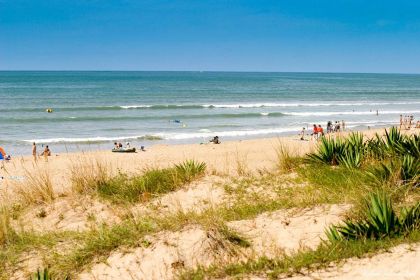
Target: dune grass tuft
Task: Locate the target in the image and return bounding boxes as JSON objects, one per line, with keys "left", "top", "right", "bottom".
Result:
{"left": 96, "top": 160, "right": 206, "bottom": 203}
{"left": 70, "top": 156, "right": 110, "bottom": 194}
{"left": 0, "top": 206, "right": 16, "bottom": 247}
{"left": 13, "top": 166, "right": 55, "bottom": 205}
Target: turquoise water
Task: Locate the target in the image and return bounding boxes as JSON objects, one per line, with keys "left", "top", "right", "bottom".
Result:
{"left": 1, "top": 71, "right": 420, "bottom": 155}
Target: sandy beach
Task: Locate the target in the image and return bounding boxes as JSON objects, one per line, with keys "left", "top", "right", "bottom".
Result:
{"left": 1, "top": 127, "right": 390, "bottom": 192}
{"left": 1, "top": 127, "right": 419, "bottom": 280}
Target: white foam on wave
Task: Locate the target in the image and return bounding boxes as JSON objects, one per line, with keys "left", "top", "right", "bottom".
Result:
{"left": 285, "top": 110, "right": 420, "bottom": 117}
{"left": 23, "top": 135, "right": 154, "bottom": 144}
{"left": 156, "top": 127, "right": 302, "bottom": 140}
{"left": 201, "top": 101, "right": 420, "bottom": 109}
{"left": 119, "top": 105, "right": 153, "bottom": 109}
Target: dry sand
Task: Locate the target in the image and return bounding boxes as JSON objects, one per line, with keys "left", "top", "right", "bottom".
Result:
{"left": 284, "top": 243, "right": 420, "bottom": 280}
{"left": 1, "top": 127, "right": 419, "bottom": 280}
{"left": 1, "top": 127, "right": 400, "bottom": 197}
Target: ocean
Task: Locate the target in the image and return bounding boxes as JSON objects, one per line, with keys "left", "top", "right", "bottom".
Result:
{"left": 1, "top": 71, "right": 420, "bottom": 155}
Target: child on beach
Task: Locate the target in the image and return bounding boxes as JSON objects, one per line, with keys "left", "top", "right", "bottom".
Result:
{"left": 299, "top": 127, "right": 306, "bottom": 140}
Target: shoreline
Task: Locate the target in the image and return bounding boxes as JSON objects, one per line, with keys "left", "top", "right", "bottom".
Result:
{"left": 2, "top": 123, "right": 401, "bottom": 157}
{"left": 2, "top": 126, "right": 417, "bottom": 195}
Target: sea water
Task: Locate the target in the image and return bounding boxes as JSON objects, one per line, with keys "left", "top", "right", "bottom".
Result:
{"left": 1, "top": 71, "right": 419, "bottom": 155}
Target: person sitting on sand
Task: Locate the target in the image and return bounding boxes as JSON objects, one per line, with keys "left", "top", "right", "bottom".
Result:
{"left": 210, "top": 136, "right": 220, "bottom": 144}
{"left": 0, "top": 146, "right": 11, "bottom": 161}
{"left": 40, "top": 145, "right": 51, "bottom": 156}
{"left": 40, "top": 145, "right": 51, "bottom": 162}
{"left": 126, "top": 142, "right": 131, "bottom": 149}
{"left": 114, "top": 142, "right": 119, "bottom": 150}
{"left": 118, "top": 142, "right": 123, "bottom": 149}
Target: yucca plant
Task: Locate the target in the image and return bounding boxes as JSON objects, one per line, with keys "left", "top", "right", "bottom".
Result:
{"left": 401, "top": 155, "right": 420, "bottom": 185}
{"left": 32, "top": 268, "right": 50, "bottom": 280}
{"left": 400, "top": 203, "right": 420, "bottom": 232}
{"left": 383, "top": 127, "right": 407, "bottom": 156}
{"left": 337, "top": 150, "right": 362, "bottom": 169}
{"left": 31, "top": 268, "right": 69, "bottom": 280}
{"left": 307, "top": 137, "right": 346, "bottom": 165}
{"left": 366, "top": 161, "right": 397, "bottom": 187}
{"left": 366, "top": 135, "right": 386, "bottom": 159}
{"left": 365, "top": 192, "right": 399, "bottom": 237}
{"left": 175, "top": 160, "right": 207, "bottom": 182}
{"left": 326, "top": 192, "right": 420, "bottom": 242}
{"left": 394, "top": 133, "right": 420, "bottom": 158}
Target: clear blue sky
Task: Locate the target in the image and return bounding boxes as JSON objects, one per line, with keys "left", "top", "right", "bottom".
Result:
{"left": 1, "top": 0, "right": 420, "bottom": 72}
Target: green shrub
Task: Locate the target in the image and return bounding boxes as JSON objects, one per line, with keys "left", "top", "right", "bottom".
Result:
{"left": 307, "top": 137, "right": 346, "bottom": 165}
{"left": 175, "top": 160, "right": 207, "bottom": 182}
{"left": 326, "top": 192, "right": 420, "bottom": 242}
{"left": 31, "top": 268, "right": 70, "bottom": 280}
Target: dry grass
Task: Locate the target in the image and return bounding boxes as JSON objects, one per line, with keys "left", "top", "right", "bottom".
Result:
{"left": 12, "top": 165, "right": 55, "bottom": 205}
{"left": 69, "top": 155, "right": 111, "bottom": 194}
{"left": 0, "top": 205, "right": 15, "bottom": 246}
{"left": 275, "top": 141, "right": 303, "bottom": 173}
{"left": 235, "top": 149, "right": 250, "bottom": 176}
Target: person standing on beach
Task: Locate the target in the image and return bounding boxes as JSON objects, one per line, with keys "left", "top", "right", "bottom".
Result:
{"left": 32, "top": 142, "right": 37, "bottom": 161}
{"left": 400, "top": 115, "right": 403, "bottom": 129}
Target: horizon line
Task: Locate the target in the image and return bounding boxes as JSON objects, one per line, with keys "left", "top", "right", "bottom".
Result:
{"left": 0, "top": 70, "right": 420, "bottom": 75}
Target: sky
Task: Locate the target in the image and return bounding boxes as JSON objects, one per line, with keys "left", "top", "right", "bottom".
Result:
{"left": 1, "top": 0, "right": 420, "bottom": 73}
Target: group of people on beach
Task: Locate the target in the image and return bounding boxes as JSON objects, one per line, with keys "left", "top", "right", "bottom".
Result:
{"left": 32, "top": 142, "right": 51, "bottom": 161}
{"left": 300, "top": 120, "right": 346, "bottom": 141}
{"left": 400, "top": 115, "right": 420, "bottom": 130}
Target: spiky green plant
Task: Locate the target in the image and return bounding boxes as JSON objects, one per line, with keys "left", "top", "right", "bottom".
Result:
{"left": 326, "top": 192, "right": 420, "bottom": 242}
{"left": 307, "top": 137, "right": 346, "bottom": 165}
{"left": 175, "top": 160, "right": 207, "bottom": 182}
{"left": 366, "top": 161, "right": 396, "bottom": 186}
{"left": 31, "top": 268, "right": 69, "bottom": 280}
{"left": 401, "top": 155, "right": 420, "bottom": 185}
{"left": 32, "top": 268, "right": 50, "bottom": 280}
{"left": 400, "top": 203, "right": 420, "bottom": 232}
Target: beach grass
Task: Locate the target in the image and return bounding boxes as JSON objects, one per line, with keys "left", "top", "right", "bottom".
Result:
{"left": 1, "top": 129, "right": 419, "bottom": 279}
{"left": 97, "top": 160, "right": 206, "bottom": 203}
{"left": 12, "top": 165, "right": 55, "bottom": 205}
{"left": 180, "top": 230, "right": 420, "bottom": 279}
